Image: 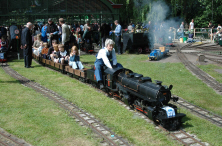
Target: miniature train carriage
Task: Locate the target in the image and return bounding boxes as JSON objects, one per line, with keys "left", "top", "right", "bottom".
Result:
{"left": 148, "top": 47, "right": 169, "bottom": 61}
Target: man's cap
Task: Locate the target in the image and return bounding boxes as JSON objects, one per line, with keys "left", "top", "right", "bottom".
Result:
{"left": 48, "top": 18, "right": 52, "bottom": 22}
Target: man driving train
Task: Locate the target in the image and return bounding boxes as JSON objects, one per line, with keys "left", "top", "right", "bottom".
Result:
{"left": 95, "top": 39, "right": 123, "bottom": 89}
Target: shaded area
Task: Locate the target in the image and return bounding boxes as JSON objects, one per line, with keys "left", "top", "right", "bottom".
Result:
{"left": 0, "top": 0, "right": 121, "bottom": 25}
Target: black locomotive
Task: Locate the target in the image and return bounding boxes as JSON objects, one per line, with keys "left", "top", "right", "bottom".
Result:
{"left": 122, "top": 33, "right": 152, "bottom": 54}
{"left": 32, "top": 53, "right": 186, "bottom": 130}
{"left": 87, "top": 67, "right": 185, "bottom": 130}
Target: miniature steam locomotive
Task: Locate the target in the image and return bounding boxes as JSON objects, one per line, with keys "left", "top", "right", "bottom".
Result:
{"left": 148, "top": 48, "right": 169, "bottom": 61}
{"left": 32, "top": 53, "right": 186, "bottom": 130}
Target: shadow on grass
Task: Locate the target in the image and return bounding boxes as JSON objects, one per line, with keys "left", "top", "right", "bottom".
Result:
{"left": 33, "top": 65, "right": 43, "bottom": 68}
{"left": 83, "top": 62, "right": 95, "bottom": 66}
{"left": 181, "top": 116, "right": 193, "bottom": 129}
{"left": 0, "top": 80, "right": 35, "bottom": 84}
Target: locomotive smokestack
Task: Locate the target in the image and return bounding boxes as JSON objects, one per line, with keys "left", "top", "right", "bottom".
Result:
{"left": 155, "top": 80, "right": 162, "bottom": 86}
{"left": 169, "top": 85, "right": 173, "bottom": 90}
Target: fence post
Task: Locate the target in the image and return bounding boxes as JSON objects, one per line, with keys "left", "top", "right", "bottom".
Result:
{"left": 194, "top": 29, "right": 196, "bottom": 38}
{"left": 174, "top": 31, "right": 176, "bottom": 40}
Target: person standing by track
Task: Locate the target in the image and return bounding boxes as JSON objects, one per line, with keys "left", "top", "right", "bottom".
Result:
{"left": 112, "top": 20, "right": 122, "bottom": 54}
{"left": 8, "top": 23, "right": 18, "bottom": 52}
{"left": 47, "top": 18, "right": 59, "bottom": 46}
{"left": 100, "top": 21, "right": 111, "bottom": 48}
{"left": 59, "top": 18, "right": 70, "bottom": 54}
{"left": 21, "top": 22, "right": 33, "bottom": 68}
{"left": 189, "top": 19, "right": 195, "bottom": 33}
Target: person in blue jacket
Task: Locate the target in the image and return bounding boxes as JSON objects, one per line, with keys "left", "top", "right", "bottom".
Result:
{"left": 41, "top": 22, "right": 47, "bottom": 42}
{"left": 94, "top": 39, "right": 123, "bottom": 89}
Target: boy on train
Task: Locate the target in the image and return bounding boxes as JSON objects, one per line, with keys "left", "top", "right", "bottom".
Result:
{"left": 50, "top": 44, "right": 60, "bottom": 63}
{"left": 41, "top": 42, "right": 49, "bottom": 59}
{"left": 57, "top": 44, "right": 69, "bottom": 64}
{"left": 94, "top": 39, "right": 123, "bottom": 89}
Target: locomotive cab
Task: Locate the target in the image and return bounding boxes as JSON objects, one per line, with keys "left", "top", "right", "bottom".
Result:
{"left": 104, "top": 67, "right": 132, "bottom": 91}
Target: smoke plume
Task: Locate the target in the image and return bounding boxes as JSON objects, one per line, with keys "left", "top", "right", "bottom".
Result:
{"left": 134, "top": 0, "right": 183, "bottom": 48}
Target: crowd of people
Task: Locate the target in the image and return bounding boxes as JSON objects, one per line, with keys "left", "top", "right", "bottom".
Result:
{"left": 0, "top": 18, "right": 124, "bottom": 69}
{"left": 1, "top": 18, "right": 221, "bottom": 69}
{"left": 124, "top": 19, "right": 222, "bottom": 42}
{"left": 9, "top": 18, "right": 122, "bottom": 71}
{"left": 20, "top": 20, "right": 122, "bottom": 88}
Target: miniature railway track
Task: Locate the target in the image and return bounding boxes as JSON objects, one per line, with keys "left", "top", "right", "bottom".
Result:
{"left": 111, "top": 95, "right": 206, "bottom": 146}
{"left": 3, "top": 58, "right": 210, "bottom": 145}
{"left": 160, "top": 127, "right": 205, "bottom": 146}
{"left": 187, "top": 42, "right": 220, "bottom": 49}
{"left": 171, "top": 96, "right": 222, "bottom": 128}
{"left": 32, "top": 59, "right": 207, "bottom": 146}
{"left": 205, "top": 57, "right": 222, "bottom": 64}
{"left": 176, "top": 44, "right": 222, "bottom": 95}
{"left": 199, "top": 52, "right": 222, "bottom": 64}
{"left": 1, "top": 63, "right": 131, "bottom": 146}
{"left": 0, "top": 128, "right": 32, "bottom": 146}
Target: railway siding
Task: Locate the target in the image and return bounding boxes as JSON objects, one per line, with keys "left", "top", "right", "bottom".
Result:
{"left": 176, "top": 44, "right": 222, "bottom": 95}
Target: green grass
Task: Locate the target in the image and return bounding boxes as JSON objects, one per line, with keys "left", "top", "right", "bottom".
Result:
{"left": 198, "top": 64, "right": 222, "bottom": 83}
{"left": 6, "top": 57, "right": 222, "bottom": 145}
{"left": 182, "top": 108, "right": 222, "bottom": 145}
{"left": 0, "top": 68, "right": 100, "bottom": 146}
{"left": 7, "top": 59, "right": 179, "bottom": 146}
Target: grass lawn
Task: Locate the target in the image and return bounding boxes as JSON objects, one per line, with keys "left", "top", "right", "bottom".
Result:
{"left": 6, "top": 57, "right": 222, "bottom": 145}
{"left": 7, "top": 59, "right": 178, "bottom": 146}
{"left": 198, "top": 64, "right": 222, "bottom": 84}
{"left": 0, "top": 68, "right": 100, "bottom": 146}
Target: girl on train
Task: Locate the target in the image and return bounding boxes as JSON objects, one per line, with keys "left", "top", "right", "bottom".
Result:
{"left": 69, "top": 46, "right": 84, "bottom": 69}
{"left": 50, "top": 44, "right": 60, "bottom": 63}
{"left": 33, "top": 41, "right": 43, "bottom": 56}
{"left": 58, "top": 44, "right": 69, "bottom": 64}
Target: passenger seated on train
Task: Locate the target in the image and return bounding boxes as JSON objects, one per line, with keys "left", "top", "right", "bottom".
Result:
{"left": 57, "top": 44, "right": 69, "bottom": 64}
{"left": 41, "top": 42, "right": 49, "bottom": 59}
{"left": 47, "top": 39, "right": 57, "bottom": 59}
{"left": 0, "top": 36, "right": 8, "bottom": 52}
{"left": 95, "top": 39, "right": 123, "bottom": 89}
{"left": 50, "top": 44, "right": 60, "bottom": 63}
{"left": 69, "top": 46, "right": 84, "bottom": 69}
{"left": 32, "top": 34, "right": 41, "bottom": 52}
{"left": 33, "top": 41, "right": 43, "bottom": 56}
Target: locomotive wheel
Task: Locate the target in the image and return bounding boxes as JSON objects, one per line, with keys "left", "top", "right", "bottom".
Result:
{"left": 137, "top": 47, "right": 143, "bottom": 54}
{"left": 91, "top": 82, "right": 97, "bottom": 88}
{"left": 145, "top": 47, "right": 151, "bottom": 53}
{"left": 144, "top": 109, "right": 149, "bottom": 116}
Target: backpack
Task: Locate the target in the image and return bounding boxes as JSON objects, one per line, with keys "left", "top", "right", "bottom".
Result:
{"left": 41, "top": 26, "right": 47, "bottom": 37}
